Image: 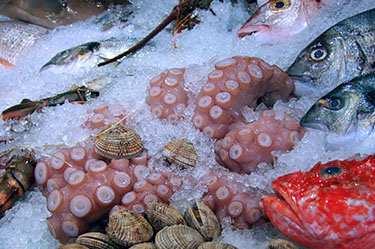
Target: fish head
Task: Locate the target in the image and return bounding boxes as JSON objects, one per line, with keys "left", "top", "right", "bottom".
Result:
{"left": 262, "top": 155, "right": 375, "bottom": 249}
{"left": 300, "top": 84, "right": 362, "bottom": 134}
{"left": 40, "top": 42, "right": 101, "bottom": 73}
{"left": 287, "top": 31, "right": 346, "bottom": 93}
{"left": 237, "top": 0, "right": 321, "bottom": 44}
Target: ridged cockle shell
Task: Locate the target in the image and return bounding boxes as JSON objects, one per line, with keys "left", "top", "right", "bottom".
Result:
{"left": 94, "top": 123, "right": 143, "bottom": 159}
{"left": 198, "top": 242, "right": 238, "bottom": 249}
{"left": 155, "top": 224, "right": 204, "bottom": 249}
{"left": 266, "top": 239, "right": 298, "bottom": 249}
{"left": 106, "top": 209, "right": 153, "bottom": 246}
{"left": 185, "top": 200, "right": 221, "bottom": 241}
{"left": 76, "top": 232, "right": 119, "bottom": 249}
{"left": 145, "top": 202, "right": 186, "bottom": 231}
{"left": 163, "top": 139, "right": 197, "bottom": 168}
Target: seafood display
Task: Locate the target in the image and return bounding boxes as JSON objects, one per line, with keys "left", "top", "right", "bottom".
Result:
{"left": 1, "top": 0, "right": 374, "bottom": 248}
{"left": 147, "top": 56, "right": 295, "bottom": 139}
{"left": 0, "top": 20, "right": 47, "bottom": 68}
{"left": 0, "top": 0, "right": 130, "bottom": 29}
{"left": 214, "top": 110, "right": 304, "bottom": 174}
{"left": 237, "top": 0, "right": 323, "bottom": 44}
{"left": 300, "top": 73, "right": 375, "bottom": 138}
{"left": 1, "top": 86, "right": 100, "bottom": 121}
{"left": 287, "top": 8, "right": 375, "bottom": 95}
{"left": 0, "top": 150, "right": 36, "bottom": 216}
{"left": 262, "top": 155, "right": 375, "bottom": 249}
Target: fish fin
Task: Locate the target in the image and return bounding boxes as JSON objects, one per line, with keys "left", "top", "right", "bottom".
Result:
{"left": 1, "top": 101, "right": 44, "bottom": 121}
{"left": 20, "top": 99, "right": 32, "bottom": 103}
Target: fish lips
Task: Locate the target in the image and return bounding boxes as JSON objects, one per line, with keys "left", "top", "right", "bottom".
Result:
{"left": 300, "top": 121, "right": 329, "bottom": 132}
{"left": 237, "top": 23, "right": 270, "bottom": 38}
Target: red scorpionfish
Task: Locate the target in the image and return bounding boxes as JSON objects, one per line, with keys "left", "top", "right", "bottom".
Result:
{"left": 262, "top": 155, "right": 375, "bottom": 249}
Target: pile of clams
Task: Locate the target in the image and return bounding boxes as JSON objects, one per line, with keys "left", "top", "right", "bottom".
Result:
{"left": 56, "top": 201, "right": 236, "bottom": 249}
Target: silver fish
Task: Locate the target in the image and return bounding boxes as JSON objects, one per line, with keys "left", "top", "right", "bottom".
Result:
{"left": 287, "top": 8, "right": 375, "bottom": 96}
{"left": 0, "top": 0, "right": 130, "bottom": 29}
{"left": 300, "top": 73, "right": 375, "bottom": 137}
{"left": 40, "top": 38, "right": 130, "bottom": 73}
{"left": 0, "top": 20, "right": 47, "bottom": 67}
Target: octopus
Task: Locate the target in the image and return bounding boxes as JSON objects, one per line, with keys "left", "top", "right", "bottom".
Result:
{"left": 147, "top": 56, "right": 303, "bottom": 173}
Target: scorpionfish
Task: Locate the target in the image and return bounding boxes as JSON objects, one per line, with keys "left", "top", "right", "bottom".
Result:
{"left": 262, "top": 155, "right": 375, "bottom": 249}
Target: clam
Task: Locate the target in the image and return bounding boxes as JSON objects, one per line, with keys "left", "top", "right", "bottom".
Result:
{"left": 76, "top": 232, "right": 119, "bottom": 249}
{"left": 185, "top": 200, "right": 221, "bottom": 241}
{"left": 129, "top": 242, "right": 156, "bottom": 249}
{"left": 94, "top": 123, "right": 143, "bottom": 159}
{"left": 198, "top": 242, "right": 238, "bottom": 249}
{"left": 163, "top": 139, "right": 197, "bottom": 168}
{"left": 155, "top": 224, "right": 204, "bottom": 249}
{"left": 106, "top": 209, "right": 153, "bottom": 247}
{"left": 265, "top": 239, "right": 298, "bottom": 249}
{"left": 56, "top": 244, "right": 89, "bottom": 249}
{"left": 145, "top": 202, "right": 186, "bottom": 231}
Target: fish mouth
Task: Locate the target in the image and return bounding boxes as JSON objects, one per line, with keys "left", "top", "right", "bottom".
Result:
{"left": 300, "top": 121, "right": 329, "bottom": 132}
{"left": 262, "top": 182, "right": 303, "bottom": 230}
{"left": 237, "top": 24, "right": 270, "bottom": 38}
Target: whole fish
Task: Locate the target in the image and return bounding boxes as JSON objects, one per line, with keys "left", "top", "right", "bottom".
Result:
{"left": 40, "top": 38, "right": 129, "bottom": 73}
{"left": 287, "top": 8, "right": 375, "bottom": 95}
{"left": 262, "top": 154, "right": 375, "bottom": 249}
{"left": 300, "top": 73, "right": 375, "bottom": 138}
{"left": 237, "top": 0, "right": 322, "bottom": 44}
{"left": 1, "top": 86, "right": 99, "bottom": 120}
{"left": 0, "top": 0, "right": 130, "bottom": 29}
{"left": 0, "top": 21, "right": 47, "bottom": 68}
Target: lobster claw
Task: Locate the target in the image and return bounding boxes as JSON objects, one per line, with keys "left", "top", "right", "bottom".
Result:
{"left": 1, "top": 100, "right": 45, "bottom": 121}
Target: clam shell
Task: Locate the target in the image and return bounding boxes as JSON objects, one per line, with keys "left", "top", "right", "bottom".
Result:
{"left": 163, "top": 139, "right": 197, "bottom": 168}
{"left": 94, "top": 123, "right": 143, "bottom": 159}
{"left": 265, "top": 239, "right": 298, "bottom": 249}
{"left": 56, "top": 244, "right": 89, "bottom": 249}
{"left": 106, "top": 209, "right": 153, "bottom": 246}
{"left": 198, "top": 242, "right": 238, "bottom": 249}
{"left": 185, "top": 200, "right": 221, "bottom": 241}
{"left": 145, "top": 202, "right": 186, "bottom": 231}
{"left": 129, "top": 242, "right": 156, "bottom": 249}
{"left": 155, "top": 224, "right": 204, "bottom": 249}
{"left": 76, "top": 232, "right": 119, "bottom": 249}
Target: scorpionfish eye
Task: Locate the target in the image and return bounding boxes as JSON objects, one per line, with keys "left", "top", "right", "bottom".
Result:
{"left": 270, "top": 0, "right": 291, "bottom": 10}
{"left": 319, "top": 165, "right": 345, "bottom": 179}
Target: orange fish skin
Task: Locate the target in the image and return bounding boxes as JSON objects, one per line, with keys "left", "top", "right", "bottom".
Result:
{"left": 262, "top": 155, "right": 375, "bottom": 249}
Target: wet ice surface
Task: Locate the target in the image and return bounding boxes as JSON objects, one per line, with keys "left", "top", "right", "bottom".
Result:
{"left": 0, "top": 0, "right": 373, "bottom": 248}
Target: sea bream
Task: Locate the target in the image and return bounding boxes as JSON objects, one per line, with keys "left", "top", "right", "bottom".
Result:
{"left": 237, "top": 0, "right": 322, "bottom": 44}
{"left": 0, "top": 20, "right": 47, "bottom": 68}
{"left": 262, "top": 154, "right": 375, "bottom": 249}
{"left": 287, "top": 8, "right": 375, "bottom": 95}
{"left": 300, "top": 72, "right": 375, "bottom": 140}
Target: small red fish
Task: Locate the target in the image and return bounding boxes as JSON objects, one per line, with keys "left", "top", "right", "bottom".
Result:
{"left": 262, "top": 155, "right": 375, "bottom": 249}
{"left": 238, "top": 0, "right": 322, "bottom": 44}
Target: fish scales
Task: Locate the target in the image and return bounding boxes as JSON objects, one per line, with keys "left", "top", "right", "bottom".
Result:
{"left": 0, "top": 21, "right": 47, "bottom": 64}
{"left": 287, "top": 8, "right": 375, "bottom": 95}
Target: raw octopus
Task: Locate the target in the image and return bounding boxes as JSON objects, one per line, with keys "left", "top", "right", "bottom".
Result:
{"left": 147, "top": 56, "right": 301, "bottom": 173}
{"left": 147, "top": 56, "right": 295, "bottom": 140}
{"left": 214, "top": 110, "right": 304, "bottom": 174}
{"left": 34, "top": 143, "right": 267, "bottom": 243}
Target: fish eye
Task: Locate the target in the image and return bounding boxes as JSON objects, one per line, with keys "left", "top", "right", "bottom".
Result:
{"left": 319, "top": 98, "right": 343, "bottom": 110}
{"left": 310, "top": 47, "right": 328, "bottom": 61}
{"left": 270, "top": 0, "right": 291, "bottom": 10}
{"left": 319, "top": 166, "right": 345, "bottom": 179}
